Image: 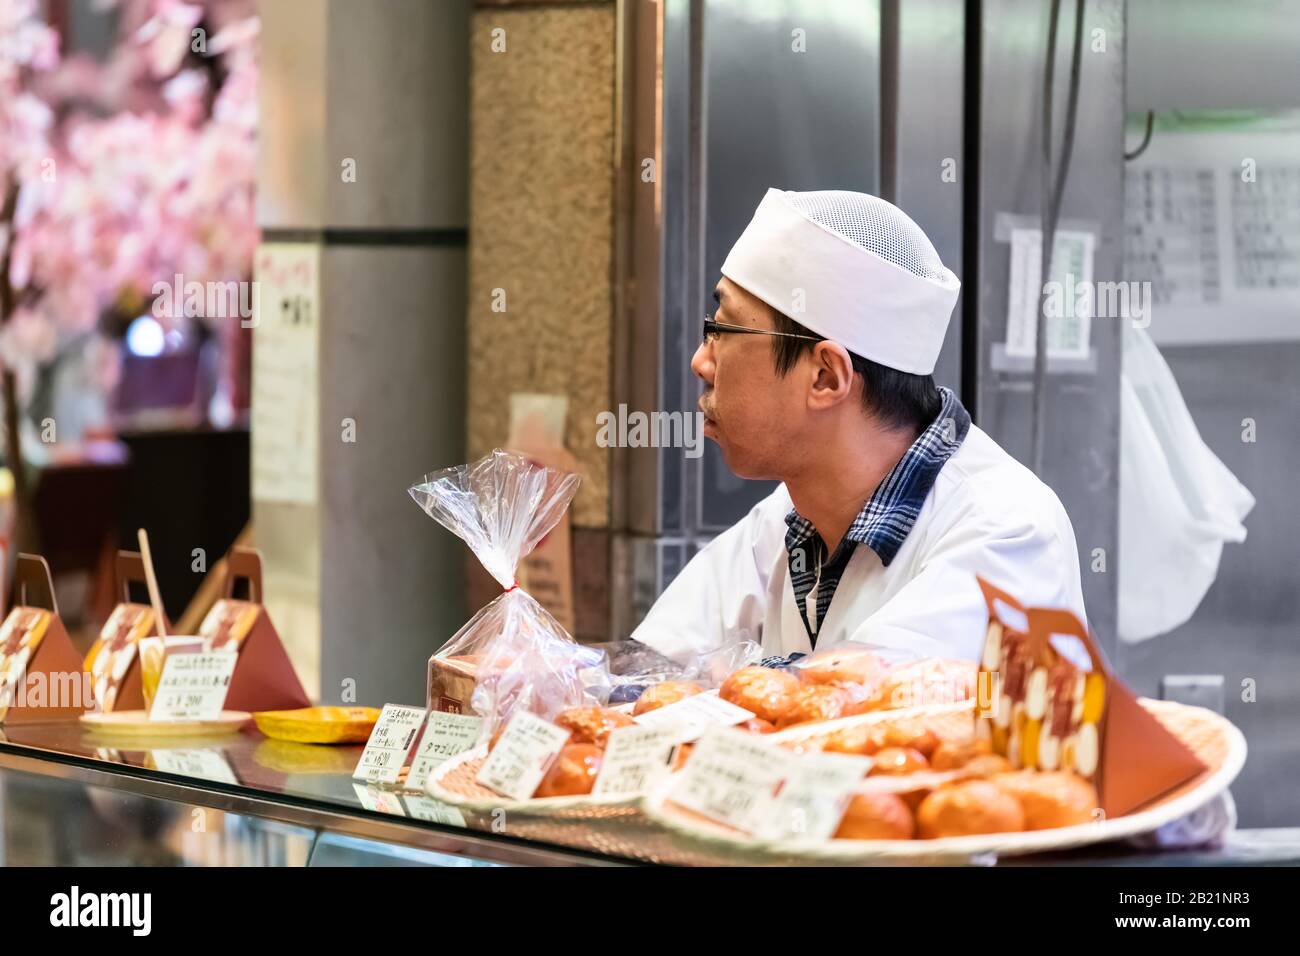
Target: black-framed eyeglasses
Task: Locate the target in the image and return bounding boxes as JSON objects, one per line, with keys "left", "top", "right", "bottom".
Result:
{"left": 702, "top": 316, "right": 823, "bottom": 346}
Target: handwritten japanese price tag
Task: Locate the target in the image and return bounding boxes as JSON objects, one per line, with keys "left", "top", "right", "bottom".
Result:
{"left": 353, "top": 704, "right": 427, "bottom": 785}
{"left": 668, "top": 727, "right": 791, "bottom": 833}
{"left": 407, "top": 711, "right": 483, "bottom": 791}
{"left": 754, "top": 752, "right": 872, "bottom": 841}
{"left": 592, "top": 725, "right": 676, "bottom": 796}
{"left": 632, "top": 693, "right": 754, "bottom": 744}
{"left": 148, "top": 652, "right": 238, "bottom": 722}
{"left": 475, "top": 711, "right": 571, "bottom": 800}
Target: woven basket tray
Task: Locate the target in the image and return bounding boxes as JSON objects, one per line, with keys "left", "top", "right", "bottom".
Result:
{"left": 643, "top": 698, "right": 1246, "bottom": 865}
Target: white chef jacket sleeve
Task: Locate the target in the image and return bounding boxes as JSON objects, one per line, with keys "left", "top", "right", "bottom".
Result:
{"left": 630, "top": 484, "right": 792, "bottom": 665}
{"left": 846, "top": 487, "right": 1086, "bottom": 663}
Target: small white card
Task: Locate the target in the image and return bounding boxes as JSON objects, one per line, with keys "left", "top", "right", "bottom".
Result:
{"left": 754, "top": 752, "right": 873, "bottom": 841}
{"left": 149, "top": 748, "right": 239, "bottom": 785}
{"left": 353, "top": 704, "right": 427, "bottom": 785}
{"left": 632, "top": 693, "right": 754, "bottom": 744}
{"left": 407, "top": 711, "right": 483, "bottom": 791}
{"left": 592, "top": 725, "right": 677, "bottom": 797}
{"left": 402, "top": 794, "right": 467, "bottom": 827}
{"left": 474, "top": 711, "right": 571, "bottom": 801}
{"left": 353, "top": 783, "right": 406, "bottom": 815}
{"left": 669, "top": 728, "right": 791, "bottom": 834}
{"left": 148, "top": 651, "right": 239, "bottom": 722}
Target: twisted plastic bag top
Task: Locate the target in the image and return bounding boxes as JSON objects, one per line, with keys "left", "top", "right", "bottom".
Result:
{"left": 408, "top": 448, "right": 581, "bottom": 589}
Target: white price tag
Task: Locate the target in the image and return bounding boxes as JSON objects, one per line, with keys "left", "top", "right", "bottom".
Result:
{"left": 149, "top": 749, "right": 239, "bottom": 785}
{"left": 474, "top": 711, "right": 571, "bottom": 801}
{"left": 754, "top": 752, "right": 873, "bottom": 841}
{"left": 632, "top": 692, "right": 754, "bottom": 743}
{"left": 353, "top": 704, "right": 427, "bottom": 785}
{"left": 353, "top": 783, "right": 406, "bottom": 815}
{"left": 408, "top": 711, "right": 483, "bottom": 791}
{"left": 402, "top": 794, "right": 467, "bottom": 827}
{"left": 148, "top": 652, "right": 238, "bottom": 722}
{"left": 592, "top": 725, "right": 676, "bottom": 797}
{"left": 669, "top": 728, "right": 791, "bottom": 833}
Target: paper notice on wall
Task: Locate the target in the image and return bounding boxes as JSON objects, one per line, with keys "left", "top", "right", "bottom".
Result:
{"left": 1005, "top": 228, "right": 1094, "bottom": 360}
{"left": 252, "top": 243, "right": 320, "bottom": 505}
{"left": 1123, "top": 124, "right": 1300, "bottom": 345}
{"left": 507, "top": 394, "right": 577, "bottom": 635}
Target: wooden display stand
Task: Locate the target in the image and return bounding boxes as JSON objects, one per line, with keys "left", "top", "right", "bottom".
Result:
{"left": 0, "top": 554, "right": 89, "bottom": 724}
{"left": 977, "top": 576, "right": 1206, "bottom": 818}
{"left": 83, "top": 551, "right": 167, "bottom": 713}
{"left": 200, "top": 547, "right": 311, "bottom": 712}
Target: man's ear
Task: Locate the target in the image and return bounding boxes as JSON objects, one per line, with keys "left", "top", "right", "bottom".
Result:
{"left": 807, "top": 341, "right": 856, "bottom": 411}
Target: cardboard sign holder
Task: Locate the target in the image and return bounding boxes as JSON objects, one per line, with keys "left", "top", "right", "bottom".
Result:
{"left": 977, "top": 576, "right": 1206, "bottom": 818}
{"left": 1, "top": 554, "right": 88, "bottom": 723}
{"left": 210, "top": 547, "right": 311, "bottom": 712}
{"left": 84, "top": 551, "right": 169, "bottom": 713}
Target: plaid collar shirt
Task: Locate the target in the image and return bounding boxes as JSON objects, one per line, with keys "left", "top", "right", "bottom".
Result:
{"left": 783, "top": 386, "right": 972, "bottom": 647}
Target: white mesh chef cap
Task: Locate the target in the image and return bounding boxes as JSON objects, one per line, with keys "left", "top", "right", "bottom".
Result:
{"left": 720, "top": 188, "right": 960, "bottom": 375}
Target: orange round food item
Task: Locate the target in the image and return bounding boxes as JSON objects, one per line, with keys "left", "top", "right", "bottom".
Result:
{"left": 777, "top": 685, "right": 849, "bottom": 728}
{"left": 878, "top": 723, "right": 941, "bottom": 758}
{"left": 554, "top": 707, "right": 636, "bottom": 748}
{"left": 533, "top": 744, "right": 603, "bottom": 798}
{"left": 869, "top": 746, "right": 929, "bottom": 776}
{"left": 957, "top": 754, "right": 1014, "bottom": 778}
{"left": 820, "top": 724, "right": 883, "bottom": 756}
{"left": 930, "top": 737, "right": 994, "bottom": 770}
{"left": 833, "top": 792, "right": 915, "bottom": 840}
{"left": 916, "top": 780, "right": 1025, "bottom": 838}
{"left": 719, "top": 666, "right": 801, "bottom": 724}
{"left": 990, "top": 771, "right": 1098, "bottom": 830}
{"left": 738, "top": 717, "right": 777, "bottom": 734}
{"left": 798, "top": 646, "right": 888, "bottom": 688}
{"left": 873, "top": 658, "right": 979, "bottom": 711}
{"left": 632, "top": 680, "right": 704, "bottom": 716}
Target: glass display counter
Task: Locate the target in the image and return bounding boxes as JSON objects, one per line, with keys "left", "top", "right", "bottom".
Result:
{"left": 2, "top": 722, "right": 1297, "bottom": 867}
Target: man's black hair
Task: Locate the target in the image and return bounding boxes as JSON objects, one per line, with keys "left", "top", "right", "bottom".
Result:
{"left": 770, "top": 310, "right": 942, "bottom": 434}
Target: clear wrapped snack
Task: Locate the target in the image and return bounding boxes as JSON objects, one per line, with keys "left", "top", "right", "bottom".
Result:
{"left": 409, "top": 449, "right": 609, "bottom": 739}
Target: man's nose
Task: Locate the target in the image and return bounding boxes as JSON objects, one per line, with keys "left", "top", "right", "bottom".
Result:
{"left": 691, "top": 340, "right": 715, "bottom": 384}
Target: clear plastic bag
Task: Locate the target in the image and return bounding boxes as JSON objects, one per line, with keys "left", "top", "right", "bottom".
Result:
{"left": 409, "top": 449, "right": 607, "bottom": 738}
{"left": 592, "top": 636, "right": 762, "bottom": 705}
{"left": 791, "top": 643, "right": 977, "bottom": 711}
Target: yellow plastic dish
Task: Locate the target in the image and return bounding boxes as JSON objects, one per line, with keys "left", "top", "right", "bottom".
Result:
{"left": 252, "top": 706, "right": 381, "bottom": 745}
{"left": 253, "top": 738, "right": 356, "bottom": 774}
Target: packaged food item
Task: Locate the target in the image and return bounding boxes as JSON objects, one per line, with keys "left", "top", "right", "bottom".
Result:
{"left": 776, "top": 685, "right": 849, "bottom": 729}
{"left": 833, "top": 792, "right": 915, "bottom": 841}
{"left": 990, "top": 770, "right": 1099, "bottom": 829}
{"left": 410, "top": 450, "right": 609, "bottom": 741}
{"left": 796, "top": 645, "right": 889, "bottom": 689}
{"left": 631, "top": 680, "right": 704, "bottom": 716}
{"left": 718, "top": 666, "right": 800, "bottom": 724}
{"left": 554, "top": 706, "right": 636, "bottom": 748}
{"left": 534, "top": 743, "right": 603, "bottom": 798}
{"left": 916, "top": 780, "right": 1025, "bottom": 838}
{"left": 868, "top": 747, "right": 929, "bottom": 776}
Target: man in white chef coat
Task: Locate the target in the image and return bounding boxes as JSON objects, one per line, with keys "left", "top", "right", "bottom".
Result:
{"left": 632, "top": 189, "right": 1086, "bottom": 665}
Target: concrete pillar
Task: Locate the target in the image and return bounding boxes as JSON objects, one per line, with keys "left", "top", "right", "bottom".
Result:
{"left": 255, "top": 0, "right": 469, "bottom": 704}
